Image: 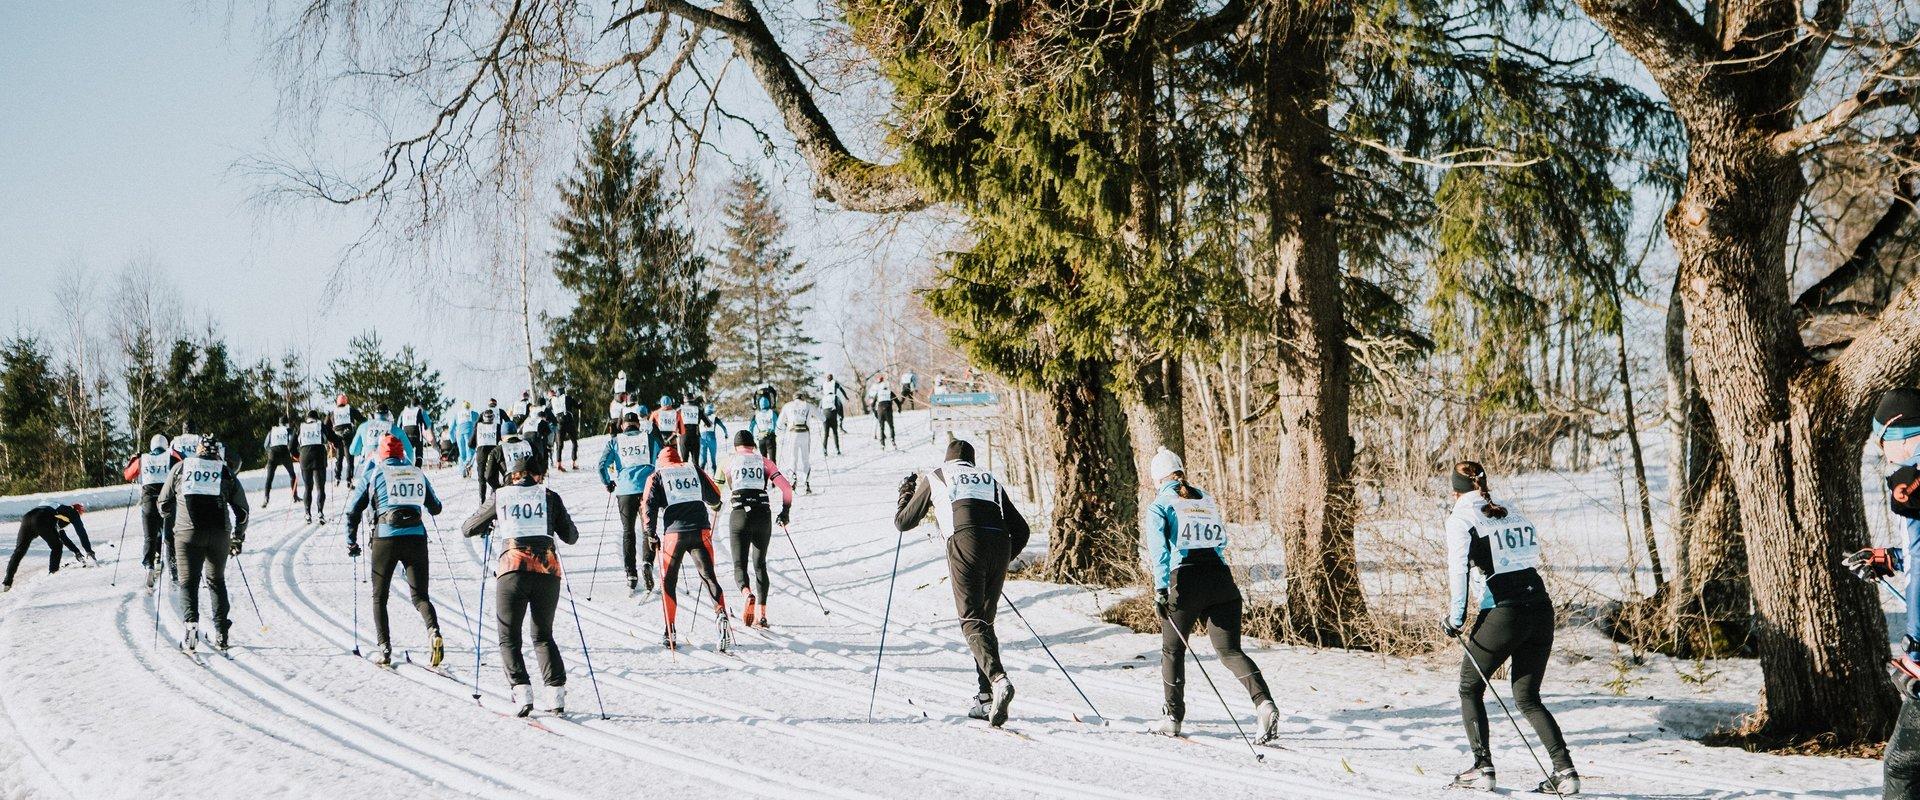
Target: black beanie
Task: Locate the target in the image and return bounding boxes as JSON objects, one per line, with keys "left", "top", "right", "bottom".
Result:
{"left": 1876, "top": 389, "right": 1920, "bottom": 428}
{"left": 1451, "top": 461, "right": 1486, "bottom": 493}
{"left": 734, "top": 430, "right": 756, "bottom": 448}
{"left": 946, "top": 440, "right": 975, "bottom": 463}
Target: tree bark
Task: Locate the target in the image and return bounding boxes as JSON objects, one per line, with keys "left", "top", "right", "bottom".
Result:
{"left": 1038, "top": 360, "right": 1142, "bottom": 586}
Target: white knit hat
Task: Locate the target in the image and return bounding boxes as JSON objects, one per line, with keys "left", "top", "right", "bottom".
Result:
{"left": 1150, "top": 448, "right": 1184, "bottom": 483}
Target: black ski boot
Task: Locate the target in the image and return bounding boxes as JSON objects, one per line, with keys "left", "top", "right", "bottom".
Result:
{"left": 662, "top": 627, "right": 678, "bottom": 650}
{"left": 988, "top": 677, "right": 1015, "bottom": 728}
{"left": 967, "top": 693, "right": 992, "bottom": 721}
{"left": 1449, "top": 764, "right": 1495, "bottom": 791}
{"left": 1534, "top": 768, "right": 1579, "bottom": 795}
{"left": 214, "top": 625, "right": 231, "bottom": 651}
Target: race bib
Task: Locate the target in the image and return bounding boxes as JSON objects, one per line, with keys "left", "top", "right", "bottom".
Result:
{"left": 476, "top": 425, "right": 500, "bottom": 446}
{"left": 659, "top": 465, "right": 705, "bottom": 505}
{"left": 381, "top": 465, "right": 427, "bottom": 509}
{"left": 140, "top": 453, "right": 172, "bottom": 485}
{"left": 503, "top": 439, "right": 533, "bottom": 462}
{"left": 553, "top": 395, "right": 569, "bottom": 414}
{"left": 332, "top": 406, "right": 353, "bottom": 425}
{"left": 267, "top": 426, "right": 290, "bottom": 447}
{"left": 1483, "top": 522, "right": 1542, "bottom": 574}
{"left": 944, "top": 467, "right": 998, "bottom": 503}
{"left": 680, "top": 406, "right": 700, "bottom": 426}
{"left": 400, "top": 408, "right": 420, "bottom": 426}
{"left": 729, "top": 457, "right": 767, "bottom": 491}
{"left": 171, "top": 434, "right": 201, "bottom": 456}
{"left": 1171, "top": 497, "right": 1228, "bottom": 550}
{"left": 614, "top": 433, "right": 650, "bottom": 469}
{"left": 493, "top": 485, "right": 548, "bottom": 537}
{"left": 179, "top": 457, "right": 224, "bottom": 496}
{"left": 298, "top": 422, "right": 325, "bottom": 447}
{"left": 654, "top": 413, "right": 676, "bottom": 432}
{"left": 755, "top": 410, "right": 776, "bottom": 431}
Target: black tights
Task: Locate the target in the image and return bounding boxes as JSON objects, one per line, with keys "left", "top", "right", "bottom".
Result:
{"left": 1158, "top": 598, "right": 1272, "bottom": 720}
{"left": 369, "top": 536, "right": 438, "bottom": 647}
{"left": 729, "top": 506, "right": 772, "bottom": 602}
{"left": 1458, "top": 603, "right": 1573, "bottom": 771}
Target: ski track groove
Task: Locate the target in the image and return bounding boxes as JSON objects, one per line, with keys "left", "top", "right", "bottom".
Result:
{"left": 269, "top": 521, "right": 870, "bottom": 800}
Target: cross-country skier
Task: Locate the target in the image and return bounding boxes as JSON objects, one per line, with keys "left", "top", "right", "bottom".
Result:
{"left": 1844, "top": 388, "right": 1920, "bottom": 798}
{"left": 899, "top": 370, "right": 918, "bottom": 410}
{"left": 399, "top": 402, "right": 432, "bottom": 468}
{"left": 472, "top": 407, "right": 504, "bottom": 500}
{"left": 894, "top": 439, "right": 1030, "bottom": 726}
{"left": 2, "top": 503, "right": 94, "bottom": 590}
{"left": 677, "top": 395, "right": 705, "bottom": 468}
{"left": 870, "top": 378, "right": 898, "bottom": 448}
{"left": 641, "top": 445, "right": 728, "bottom": 651}
{"left": 346, "top": 434, "right": 445, "bottom": 667}
{"left": 1139, "top": 448, "right": 1278, "bottom": 741}
{"left": 1442, "top": 461, "right": 1577, "bottom": 794}
{"left": 159, "top": 438, "right": 249, "bottom": 651}
{"left": 607, "top": 391, "right": 630, "bottom": 437}
{"left": 648, "top": 394, "right": 681, "bottom": 462}
{"left": 262, "top": 415, "right": 299, "bottom": 508}
{"left": 751, "top": 395, "right": 779, "bottom": 463}
{"left": 329, "top": 395, "right": 359, "bottom": 484}
{"left": 724, "top": 430, "right": 794, "bottom": 628}
{"left": 819, "top": 374, "right": 847, "bottom": 456}
{"left": 295, "top": 411, "right": 331, "bottom": 524}
{"left": 778, "top": 392, "right": 822, "bottom": 493}
{"left": 501, "top": 432, "right": 544, "bottom": 482}
{"left": 350, "top": 405, "right": 414, "bottom": 485}
{"left": 124, "top": 434, "right": 179, "bottom": 584}
{"left": 699, "top": 401, "right": 726, "bottom": 472}
{"left": 521, "top": 394, "right": 557, "bottom": 461}
{"left": 551, "top": 388, "right": 580, "bottom": 471}
{"left": 170, "top": 422, "right": 203, "bottom": 464}
{"left": 599, "top": 412, "right": 658, "bottom": 596}
{"left": 510, "top": 390, "right": 533, "bottom": 423}
{"left": 462, "top": 452, "right": 581, "bottom": 717}
{"left": 452, "top": 401, "right": 479, "bottom": 477}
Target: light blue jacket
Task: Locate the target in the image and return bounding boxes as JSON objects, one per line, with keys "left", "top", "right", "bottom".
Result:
{"left": 349, "top": 416, "right": 414, "bottom": 461}
{"left": 345, "top": 457, "right": 443, "bottom": 541}
{"left": 599, "top": 432, "right": 656, "bottom": 495}
{"left": 1141, "top": 480, "right": 1227, "bottom": 591}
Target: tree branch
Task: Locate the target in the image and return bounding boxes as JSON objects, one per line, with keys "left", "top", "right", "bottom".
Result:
{"left": 1824, "top": 272, "right": 1920, "bottom": 411}
{"left": 1775, "top": 85, "right": 1917, "bottom": 153}
{"left": 1570, "top": 0, "right": 1715, "bottom": 103}
{"left": 1794, "top": 167, "right": 1920, "bottom": 313}
{"left": 1167, "top": 0, "right": 1245, "bottom": 51}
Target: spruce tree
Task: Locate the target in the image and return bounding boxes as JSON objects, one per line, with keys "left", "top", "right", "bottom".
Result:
{"left": 709, "top": 173, "right": 816, "bottom": 410}
{"left": 544, "top": 114, "right": 717, "bottom": 405}
{"left": 0, "top": 337, "right": 66, "bottom": 493}
{"left": 325, "top": 331, "right": 446, "bottom": 417}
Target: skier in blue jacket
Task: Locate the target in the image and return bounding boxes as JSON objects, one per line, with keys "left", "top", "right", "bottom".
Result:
{"left": 348, "top": 405, "right": 414, "bottom": 486}
{"left": 600, "top": 412, "right": 659, "bottom": 595}
{"left": 345, "top": 434, "right": 444, "bottom": 667}
{"left": 1845, "top": 388, "right": 1920, "bottom": 798}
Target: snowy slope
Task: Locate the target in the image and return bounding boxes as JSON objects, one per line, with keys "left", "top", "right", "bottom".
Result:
{"left": 0, "top": 409, "right": 1879, "bottom": 799}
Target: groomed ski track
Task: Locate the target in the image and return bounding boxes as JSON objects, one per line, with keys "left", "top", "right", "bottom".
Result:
{"left": 0, "top": 409, "right": 1883, "bottom": 798}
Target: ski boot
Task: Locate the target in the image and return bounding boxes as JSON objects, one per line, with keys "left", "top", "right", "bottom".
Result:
{"left": 305, "top": 512, "right": 313, "bottom": 525}
{"left": 260, "top": 497, "right": 270, "bottom": 509}
{"left": 661, "top": 627, "right": 678, "bottom": 651}
{"left": 182, "top": 622, "right": 200, "bottom": 652}
{"left": 1448, "top": 765, "right": 1495, "bottom": 791}
{"left": 754, "top": 604, "right": 770, "bottom": 629}
{"left": 967, "top": 693, "right": 993, "bottom": 721}
{"left": 511, "top": 684, "right": 534, "bottom": 717}
{"left": 988, "top": 677, "right": 1016, "bottom": 728}
{"left": 428, "top": 629, "right": 445, "bottom": 667}
{"left": 716, "top": 610, "right": 734, "bottom": 653}
{"left": 1255, "top": 699, "right": 1279, "bottom": 744}
{"left": 374, "top": 645, "right": 392, "bottom": 667}
{"left": 627, "top": 574, "right": 639, "bottom": 595}
{"left": 742, "top": 595, "right": 759, "bottom": 627}
{"left": 1535, "top": 768, "right": 1579, "bottom": 795}
{"left": 214, "top": 626, "right": 230, "bottom": 651}
{"left": 1149, "top": 715, "right": 1182, "bottom": 737}
{"left": 145, "top": 563, "right": 160, "bottom": 590}
{"left": 547, "top": 685, "right": 566, "bottom": 715}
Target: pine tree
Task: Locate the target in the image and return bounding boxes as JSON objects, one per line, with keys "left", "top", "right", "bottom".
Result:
{"left": 0, "top": 337, "right": 67, "bottom": 493}
{"left": 325, "top": 331, "right": 446, "bottom": 418}
{"left": 544, "top": 114, "right": 717, "bottom": 406}
{"left": 709, "top": 173, "right": 816, "bottom": 411}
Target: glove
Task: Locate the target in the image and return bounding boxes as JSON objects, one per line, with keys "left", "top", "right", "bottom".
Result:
{"left": 229, "top": 537, "right": 244, "bottom": 556}
{"left": 1443, "top": 620, "right": 1463, "bottom": 639}
{"left": 777, "top": 509, "right": 790, "bottom": 527}
{"left": 1844, "top": 547, "right": 1903, "bottom": 580}
{"left": 348, "top": 540, "right": 362, "bottom": 558}
{"left": 1153, "top": 588, "right": 1169, "bottom": 618}
{"left": 896, "top": 473, "right": 918, "bottom": 511}
{"left": 605, "top": 481, "right": 616, "bottom": 493}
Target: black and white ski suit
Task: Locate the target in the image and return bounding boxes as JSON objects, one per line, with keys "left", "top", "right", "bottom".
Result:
{"left": 894, "top": 459, "right": 1031, "bottom": 696}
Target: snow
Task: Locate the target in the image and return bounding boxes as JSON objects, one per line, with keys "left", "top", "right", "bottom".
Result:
{"left": 0, "top": 408, "right": 1881, "bottom": 798}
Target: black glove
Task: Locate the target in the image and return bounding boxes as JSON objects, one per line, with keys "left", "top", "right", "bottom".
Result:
{"left": 348, "top": 540, "right": 362, "bottom": 559}
{"left": 776, "top": 509, "right": 791, "bottom": 527}
{"left": 1443, "top": 620, "right": 1463, "bottom": 639}
{"left": 605, "top": 481, "right": 616, "bottom": 493}
{"left": 229, "top": 536, "right": 244, "bottom": 556}
{"left": 1153, "top": 588, "right": 1169, "bottom": 618}
{"left": 896, "top": 473, "right": 918, "bottom": 511}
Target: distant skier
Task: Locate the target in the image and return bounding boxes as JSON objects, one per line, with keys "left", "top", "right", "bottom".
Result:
{"left": 169, "top": 422, "right": 203, "bottom": 464}
{"left": 699, "top": 401, "right": 726, "bottom": 472}
{"left": 778, "top": 392, "right": 822, "bottom": 493}
{"left": 1844, "top": 388, "right": 1920, "bottom": 799}
{"left": 819, "top": 374, "right": 847, "bottom": 456}
{"left": 472, "top": 407, "right": 504, "bottom": 501}
{"left": 329, "top": 395, "right": 359, "bottom": 485}
{"left": 676, "top": 395, "right": 705, "bottom": 468}
{"left": 641, "top": 445, "right": 727, "bottom": 650}
{"left": 648, "top": 395, "right": 681, "bottom": 462}
{"left": 552, "top": 388, "right": 580, "bottom": 471}
{"left": 1441, "top": 461, "right": 1577, "bottom": 794}
{"left": 349, "top": 405, "right": 413, "bottom": 487}
{"left": 510, "top": 390, "right": 533, "bottom": 423}
{"left": 399, "top": 402, "right": 432, "bottom": 468}
{"left": 869, "top": 378, "right": 898, "bottom": 448}
{"left": 159, "top": 438, "right": 249, "bottom": 652}
{"left": 124, "top": 433, "right": 178, "bottom": 584}
{"left": 297, "top": 410, "right": 331, "bottom": 524}
{"left": 521, "top": 394, "right": 557, "bottom": 461}
{"left": 724, "top": 430, "right": 794, "bottom": 628}
{"left": 894, "top": 439, "right": 1030, "bottom": 726}
{"left": 751, "top": 395, "right": 779, "bottom": 463}
{"left": 2, "top": 503, "right": 94, "bottom": 591}
{"left": 345, "top": 434, "right": 446, "bottom": 667}
{"left": 463, "top": 452, "right": 581, "bottom": 717}
{"left": 1139, "top": 448, "right": 1277, "bottom": 741}
{"left": 600, "top": 412, "right": 659, "bottom": 596}
{"left": 899, "top": 370, "right": 918, "bottom": 410}
{"left": 262, "top": 415, "right": 299, "bottom": 507}
{"left": 606, "top": 391, "right": 631, "bottom": 437}
{"left": 452, "top": 401, "right": 478, "bottom": 476}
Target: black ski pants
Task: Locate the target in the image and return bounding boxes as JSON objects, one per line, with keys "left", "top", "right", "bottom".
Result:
{"left": 1159, "top": 598, "right": 1273, "bottom": 720}
{"left": 174, "top": 529, "right": 231, "bottom": 631}
{"left": 729, "top": 505, "right": 772, "bottom": 602}
{"left": 876, "top": 402, "right": 897, "bottom": 447}
{"left": 947, "top": 529, "right": 1009, "bottom": 696}
{"left": 495, "top": 571, "right": 564, "bottom": 687}
{"left": 369, "top": 535, "right": 438, "bottom": 647}
{"left": 1459, "top": 603, "right": 1573, "bottom": 771}
{"left": 615, "top": 493, "right": 656, "bottom": 582}
{"left": 265, "top": 447, "right": 298, "bottom": 500}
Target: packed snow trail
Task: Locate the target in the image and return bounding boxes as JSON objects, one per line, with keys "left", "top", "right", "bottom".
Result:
{"left": 0, "top": 409, "right": 1884, "bottom": 798}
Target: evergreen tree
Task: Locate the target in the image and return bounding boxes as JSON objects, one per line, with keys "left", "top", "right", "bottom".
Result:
{"left": 325, "top": 331, "right": 446, "bottom": 417}
{"left": 0, "top": 337, "right": 67, "bottom": 493}
{"left": 156, "top": 336, "right": 278, "bottom": 467}
{"left": 709, "top": 173, "right": 816, "bottom": 410}
{"left": 544, "top": 114, "right": 718, "bottom": 405}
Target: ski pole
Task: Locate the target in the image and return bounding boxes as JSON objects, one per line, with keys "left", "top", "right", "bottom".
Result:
{"left": 868, "top": 526, "right": 905, "bottom": 721}
{"left": 556, "top": 551, "right": 610, "bottom": 720}
{"left": 351, "top": 550, "right": 362, "bottom": 656}
{"left": 234, "top": 558, "right": 268, "bottom": 633}
{"left": 473, "top": 535, "right": 492, "bottom": 701}
{"left": 1458, "top": 635, "right": 1561, "bottom": 797}
{"left": 1882, "top": 577, "right": 1909, "bottom": 604}
{"left": 428, "top": 516, "right": 472, "bottom": 631}
{"left": 586, "top": 494, "right": 612, "bottom": 600}
{"left": 1001, "top": 592, "right": 1106, "bottom": 723}
{"left": 779, "top": 524, "right": 829, "bottom": 616}
{"left": 109, "top": 486, "right": 135, "bottom": 586}
{"left": 1156, "top": 605, "right": 1263, "bottom": 760}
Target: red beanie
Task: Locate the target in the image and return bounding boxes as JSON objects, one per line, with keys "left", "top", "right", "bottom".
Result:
{"left": 378, "top": 434, "right": 407, "bottom": 460}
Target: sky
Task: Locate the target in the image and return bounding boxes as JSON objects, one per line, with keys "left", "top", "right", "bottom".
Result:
{"left": 0, "top": 1, "right": 946, "bottom": 405}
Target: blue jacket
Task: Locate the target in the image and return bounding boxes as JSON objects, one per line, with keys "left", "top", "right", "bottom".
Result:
{"left": 1141, "top": 480, "right": 1228, "bottom": 591}
{"left": 599, "top": 431, "right": 656, "bottom": 495}
{"left": 453, "top": 408, "right": 478, "bottom": 436}
{"left": 345, "top": 458, "right": 443, "bottom": 541}
{"left": 349, "top": 417, "right": 414, "bottom": 461}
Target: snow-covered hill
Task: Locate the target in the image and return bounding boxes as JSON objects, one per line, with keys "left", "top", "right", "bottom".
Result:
{"left": 0, "top": 409, "right": 1878, "bottom": 798}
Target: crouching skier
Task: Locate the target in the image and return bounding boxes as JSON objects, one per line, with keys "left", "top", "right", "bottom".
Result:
{"left": 463, "top": 453, "right": 581, "bottom": 717}
{"left": 346, "top": 434, "right": 445, "bottom": 667}
{"left": 1139, "top": 448, "right": 1278, "bottom": 741}
{"left": 1843, "top": 387, "right": 1920, "bottom": 800}
{"left": 641, "top": 445, "right": 727, "bottom": 651}
{"left": 724, "top": 430, "right": 795, "bottom": 628}
{"left": 2, "top": 502, "right": 94, "bottom": 591}
{"left": 599, "top": 412, "right": 658, "bottom": 596}
{"left": 159, "top": 439, "right": 249, "bottom": 652}
{"left": 894, "top": 439, "right": 1029, "bottom": 727}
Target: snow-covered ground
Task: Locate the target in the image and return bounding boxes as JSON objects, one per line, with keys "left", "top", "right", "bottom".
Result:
{"left": 0, "top": 409, "right": 1879, "bottom": 798}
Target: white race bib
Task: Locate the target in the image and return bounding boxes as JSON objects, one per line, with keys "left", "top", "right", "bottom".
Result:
{"left": 140, "top": 452, "right": 172, "bottom": 485}
{"left": 503, "top": 439, "right": 533, "bottom": 462}
{"left": 267, "top": 426, "right": 291, "bottom": 447}
{"left": 493, "top": 485, "right": 548, "bottom": 537}
{"left": 754, "top": 409, "right": 776, "bottom": 432}
{"left": 332, "top": 406, "right": 353, "bottom": 426}
{"left": 658, "top": 465, "right": 705, "bottom": 506}
{"left": 1171, "top": 497, "right": 1229, "bottom": 551}
{"left": 614, "top": 433, "right": 650, "bottom": 469}
{"left": 654, "top": 413, "right": 676, "bottom": 433}
{"left": 1482, "top": 520, "right": 1542, "bottom": 575}
{"left": 381, "top": 465, "right": 427, "bottom": 509}
{"left": 679, "top": 406, "right": 700, "bottom": 426}
{"left": 400, "top": 407, "right": 420, "bottom": 426}
{"left": 476, "top": 424, "right": 500, "bottom": 446}
{"left": 171, "top": 434, "right": 201, "bottom": 456}
{"left": 728, "top": 456, "right": 767, "bottom": 491}
{"left": 179, "top": 458, "right": 224, "bottom": 496}
{"left": 298, "top": 422, "right": 325, "bottom": 447}
{"left": 943, "top": 467, "right": 998, "bottom": 503}
{"left": 553, "top": 395, "right": 569, "bottom": 414}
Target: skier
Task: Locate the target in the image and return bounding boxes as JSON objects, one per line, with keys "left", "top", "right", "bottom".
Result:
{"left": 399, "top": 402, "right": 432, "bottom": 468}
{"left": 2, "top": 503, "right": 94, "bottom": 590}
{"left": 870, "top": 378, "right": 898, "bottom": 448}
{"left": 159, "top": 438, "right": 249, "bottom": 651}
{"left": 599, "top": 412, "right": 659, "bottom": 596}
{"left": 169, "top": 422, "right": 203, "bottom": 463}
{"left": 648, "top": 394, "right": 681, "bottom": 462}
{"left": 349, "top": 405, "right": 413, "bottom": 486}
{"left": 606, "top": 391, "right": 630, "bottom": 436}
{"left": 552, "top": 388, "right": 580, "bottom": 471}
{"left": 724, "top": 430, "right": 794, "bottom": 628}
{"left": 463, "top": 452, "right": 581, "bottom": 717}
{"left": 124, "top": 434, "right": 178, "bottom": 585}
{"left": 819, "top": 374, "right": 847, "bottom": 456}
{"left": 262, "top": 415, "right": 300, "bottom": 508}
{"left": 1844, "top": 387, "right": 1920, "bottom": 799}
{"left": 640, "top": 445, "right": 728, "bottom": 650}
{"left": 894, "top": 439, "right": 1029, "bottom": 726}
{"left": 521, "top": 393, "right": 557, "bottom": 460}
{"left": 778, "top": 391, "right": 822, "bottom": 493}
{"left": 297, "top": 410, "right": 331, "bottom": 524}
{"left": 472, "top": 407, "right": 504, "bottom": 500}
{"left": 698, "top": 401, "right": 727, "bottom": 472}
{"left": 452, "top": 401, "right": 479, "bottom": 477}
{"left": 1442, "top": 461, "right": 1578, "bottom": 794}
{"left": 900, "top": 370, "right": 918, "bottom": 410}
{"left": 330, "top": 395, "right": 359, "bottom": 484}
{"left": 1139, "top": 448, "right": 1278, "bottom": 741}
{"left": 510, "top": 390, "right": 533, "bottom": 423}
{"left": 613, "top": 370, "right": 628, "bottom": 398}
{"left": 677, "top": 395, "right": 705, "bottom": 468}
{"left": 751, "top": 395, "right": 779, "bottom": 463}
{"left": 345, "top": 434, "right": 446, "bottom": 667}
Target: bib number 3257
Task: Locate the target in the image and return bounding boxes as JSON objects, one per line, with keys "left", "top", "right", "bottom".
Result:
{"left": 1172, "top": 498, "right": 1228, "bottom": 550}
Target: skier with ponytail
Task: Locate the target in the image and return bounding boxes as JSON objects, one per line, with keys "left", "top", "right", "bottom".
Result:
{"left": 1443, "top": 461, "right": 1577, "bottom": 794}
{"left": 1842, "top": 387, "right": 1920, "bottom": 798}
{"left": 1139, "top": 448, "right": 1278, "bottom": 742}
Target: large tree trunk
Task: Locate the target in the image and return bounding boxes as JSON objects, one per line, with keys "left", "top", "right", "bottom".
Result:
{"left": 1038, "top": 360, "right": 1142, "bottom": 587}
{"left": 1257, "top": 5, "right": 1372, "bottom": 648}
